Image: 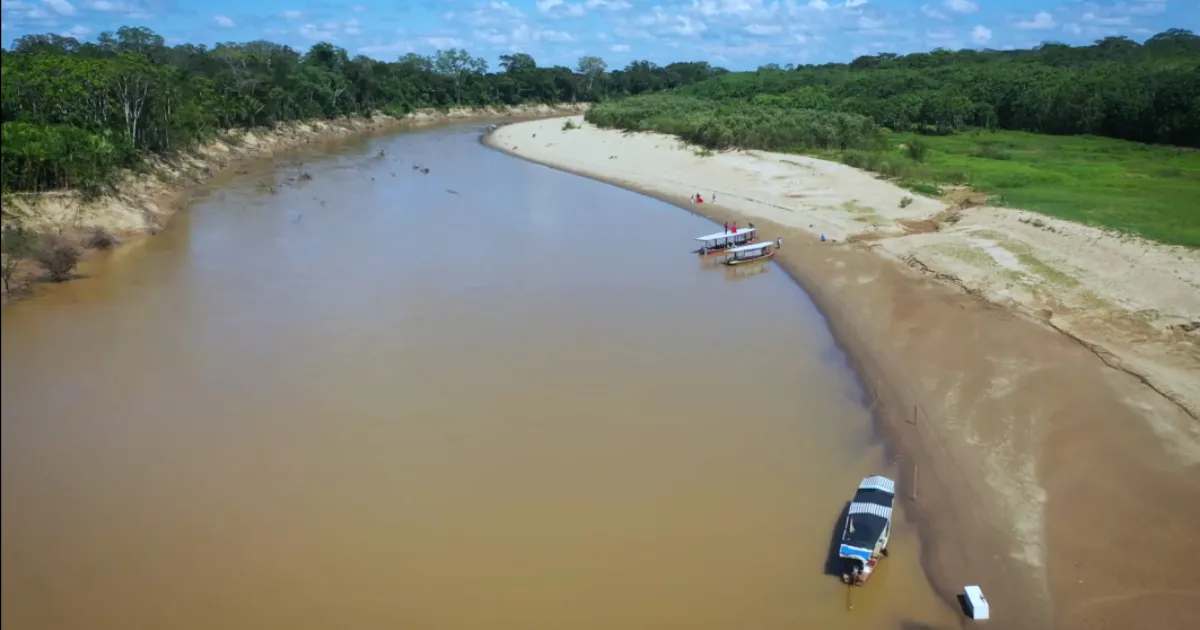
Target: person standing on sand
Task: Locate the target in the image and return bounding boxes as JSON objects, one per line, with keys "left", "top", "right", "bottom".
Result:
{"left": 776, "top": 237, "right": 782, "bottom": 249}
{"left": 724, "top": 221, "right": 729, "bottom": 233}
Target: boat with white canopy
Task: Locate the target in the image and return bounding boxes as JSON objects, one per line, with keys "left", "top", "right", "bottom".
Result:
{"left": 718, "top": 241, "right": 775, "bottom": 266}
{"left": 838, "top": 475, "right": 895, "bottom": 586}
{"left": 695, "top": 228, "right": 757, "bottom": 255}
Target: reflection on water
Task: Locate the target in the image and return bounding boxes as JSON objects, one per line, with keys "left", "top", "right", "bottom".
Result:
{"left": 1, "top": 123, "right": 956, "bottom": 630}
{"left": 725, "top": 262, "right": 771, "bottom": 280}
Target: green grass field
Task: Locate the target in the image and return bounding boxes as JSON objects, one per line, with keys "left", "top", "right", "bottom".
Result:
{"left": 812, "top": 130, "right": 1200, "bottom": 248}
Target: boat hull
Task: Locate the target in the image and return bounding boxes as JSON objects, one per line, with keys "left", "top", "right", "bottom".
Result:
{"left": 722, "top": 250, "right": 775, "bottom": 265}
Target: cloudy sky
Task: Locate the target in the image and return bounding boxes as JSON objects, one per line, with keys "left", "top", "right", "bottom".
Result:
{"left": 1, "top": 0, "right": 1196, "bottom": 69}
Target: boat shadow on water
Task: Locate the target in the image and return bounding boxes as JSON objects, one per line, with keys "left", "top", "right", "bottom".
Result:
{"left": 823, "top": 501, "right": 853, "bottom": 578}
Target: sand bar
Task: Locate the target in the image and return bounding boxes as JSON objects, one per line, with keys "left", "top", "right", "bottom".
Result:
{"left": 486, "top": 116, "right": 1200, "bottom": 630}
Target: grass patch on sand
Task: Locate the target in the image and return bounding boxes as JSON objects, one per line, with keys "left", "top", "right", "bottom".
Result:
{"left": 796, "top": 130, "right": 1200, "bottom": 248}
{"left": 889, "top": 131, "right": 1199, "bottom": 248}
{"left": 962, "top": 228, "right": 1083, "bottom": 289}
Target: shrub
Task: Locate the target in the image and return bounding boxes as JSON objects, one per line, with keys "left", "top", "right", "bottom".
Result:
{"left": 34, "top": 235, "right": 81, "bottom": 282}
{"left": 905, "top": 139, "right": 928, "bottom": 162}
{"left": 1, "top": 226, "right": 35, "bottom": 293}
{"left": 84, "top": 227, "right": 118, "bottom": 250}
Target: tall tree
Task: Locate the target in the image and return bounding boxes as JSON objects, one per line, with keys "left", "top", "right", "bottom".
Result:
{"left": 576, "top": 55, "right": 607, "bottom": 94}
{"left": 500, "top": 53, "right": 537, "bottom": 74}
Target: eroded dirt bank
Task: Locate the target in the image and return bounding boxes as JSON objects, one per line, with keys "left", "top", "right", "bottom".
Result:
{"left": 485, "top": 116, "right": 1200, "bottom": 630}
{"left": 1, "top": 103, "right": 589, "bottom": 304}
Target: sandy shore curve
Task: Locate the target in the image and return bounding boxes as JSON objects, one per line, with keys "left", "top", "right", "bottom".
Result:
{"left": 484, "top": 116, "right": 1200, "bottom": 630}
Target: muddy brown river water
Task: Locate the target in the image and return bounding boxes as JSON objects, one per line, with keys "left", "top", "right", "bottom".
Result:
{"left": 1, "top": 124, "right": 958, "bottom": 629}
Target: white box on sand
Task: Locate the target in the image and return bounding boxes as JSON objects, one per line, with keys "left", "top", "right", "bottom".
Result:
{"left": 963, "top": 585, "right": 990, "bottom": 620}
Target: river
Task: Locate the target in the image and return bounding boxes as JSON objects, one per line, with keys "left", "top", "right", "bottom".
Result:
{"left": 1, "top": 123, "right": 957, "bottom": 629}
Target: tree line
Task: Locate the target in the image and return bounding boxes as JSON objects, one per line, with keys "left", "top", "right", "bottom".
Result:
{"left": 588, "top": 29, "right": 1200, "bottom": 149}
{"left": 1, "top": 26, "right": 727, "bottom": 196}
{"left": 4, "top": 27, "right": 1197, "bottom": 201}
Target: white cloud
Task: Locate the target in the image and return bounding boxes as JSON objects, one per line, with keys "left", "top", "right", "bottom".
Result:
{"left": 351, "top": 4, "right": 367, "bottom": 12}
{"left": 65, "top": 24, "right": 91, "bottom": 37}
{"left": 971, "top": 24, "right": 991, "bottom": 45}
{"left": 610, "top": 43, "right": 631, "bottom": 52}
{"left": 844, "top": 0, "right": 867, "bottom": 7}
{"left": 465, "top": 2, "right": 526, "bottom": 26}
{"left": 1128, "top": 1, "right": 1166, "bottom": 16}
{"left": 1063, "top": 22, "right": 1082, "bottom": 35}
{"left": 484, "top": 24, "right": 578, "bottom": 45}
{"left": 628, "top": 5, "right": 708, "bottom": 36}
{"left": 544, "top": 29, "right": 575, "bottom": 42}
{"left": 423, "top": 36, "right": 467, "bottom": 49}
{"left": 213, "top": 15, "right": 235, "bottom": 28}
{"left": 671, "top": 15, "right": 707, "bottom": 36}
{"left": 81, "top": 0, "right": 150, "bottom": 18}
{"left": 587, "top": 0, "right": 630, "bottom": 9}
{"left": 691, "top": 0, "right": 775, "bottom": 17}
{"left": 943, "top": 0, "right": 977, "bottom": 14}
{"left": 857, "top": 16, "right": 883, "bottom": 30}
{"left": 282, "top": 10, "right": 302, "bottom": 20}
{"left": 0, "top": 0, "right": 48, "bottom": 22}
{"left": 299, "top": 23, "right": 336, "bottom": 40}
{"left": 920, "top": 4, "right": 947, "bottom": 19}
{"left": 745, "top": 23, "right": 782, "bottom": 35}
{"left": 487, "top": 1, "right": 524, "bottom": 18}
{"left": 1016, "top": 11, "right": 1054, "bottom": 30}
{"left": 808, "top": 0, "right": 829, "bottom": 9}
{"left": 536, "top": 0, "right": 587, "bottom": 17}
{"left": 343, "top": 18, "right": 361, "bottom": 36}
{"left": 43, "top": 0, "right": 77, "bottom": 15}
{"left": 1081, "top": 12, "right": 1131, "bottom": 26}
{"left": 474, "top": 29, "right": 508, "bottom": 44}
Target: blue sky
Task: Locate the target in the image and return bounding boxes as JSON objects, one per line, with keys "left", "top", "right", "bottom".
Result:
{"left": 2, "top": 0, "right": 1197, "bottom": 69}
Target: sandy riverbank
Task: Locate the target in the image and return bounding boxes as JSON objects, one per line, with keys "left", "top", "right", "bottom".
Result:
{"left": 1, "top": 103, "right": 588, "bottom": 304}
{"left": 486, "top": 116, "right": 1200, "bottom": 630}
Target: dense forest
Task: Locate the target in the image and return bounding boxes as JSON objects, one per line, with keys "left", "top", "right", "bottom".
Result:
{"left": 586, "top": 29, "right": 1200, "bottom": 151}
{"left": 0, "top": 26, "right": 725, "bottom": 195}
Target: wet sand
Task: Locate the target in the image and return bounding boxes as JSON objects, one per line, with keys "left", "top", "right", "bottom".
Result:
{"left": 486, "top": 118, "right": 1200, "bottom": 629}
{"left": 3, "top": 124, "right": 957, "bottom": 629}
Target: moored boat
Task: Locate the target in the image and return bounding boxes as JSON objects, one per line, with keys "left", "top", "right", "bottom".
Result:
{"left": 838, "top": 475, "right": 895, "bottom": 586}
{"left": 695, "top": 228, "right": 757, "bottom": 255}
{"left": 719, "top": 241, "right": 775, "bottom": 266}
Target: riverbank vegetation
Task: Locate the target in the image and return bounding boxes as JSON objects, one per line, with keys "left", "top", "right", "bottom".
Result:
{"left": 4, "top": 26, "right": 1198, "bottom": 248}
{"left": 585, "top": 30, "right": 1200, "bottom": 248}
{"left": 1, "top": 27, "right": 724, "bottom": 198}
